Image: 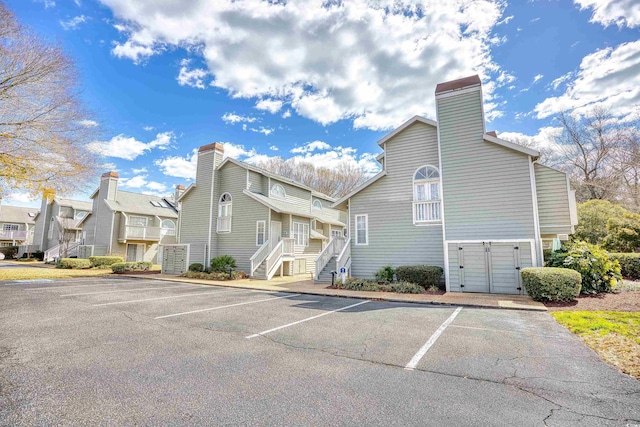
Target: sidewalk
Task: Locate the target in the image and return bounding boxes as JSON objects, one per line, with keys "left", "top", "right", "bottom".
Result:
{"left": 125, "top": 273, "right": 547, "bottom": 311}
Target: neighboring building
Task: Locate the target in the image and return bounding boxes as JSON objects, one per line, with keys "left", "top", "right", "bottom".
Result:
{"left": 0, "top": 201, "right": 39, "bottom": 248}
{"left": 171, "top": 143, "right": 347, "bottom": 278}
{"left": 329, "top": 75, "right": 577, "bottom": 295}
{"left": 32, "top": 195, "right": 92, "bottom": 259}
{"left": 79, "top": 172, "right": 180, "bottom": 263}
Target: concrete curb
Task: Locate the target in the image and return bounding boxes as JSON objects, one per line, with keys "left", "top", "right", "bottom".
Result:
{"left": 121, "top": 274, "right": 548, "bottom": 312}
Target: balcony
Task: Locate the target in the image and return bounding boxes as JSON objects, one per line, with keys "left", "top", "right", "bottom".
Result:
{"left": 0, "top": 230, "right": 28, "bottom": 241}
{"left": 217, "top": 216, "right": 231, "bottom": 233}
{"left": 413, "top": 201, "right": 441, "bottom": 223}
{"left": 119, "top": 225, "right": 162, "bottom": 242}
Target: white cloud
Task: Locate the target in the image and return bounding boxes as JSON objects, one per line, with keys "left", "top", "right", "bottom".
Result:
{"left": 221, "top": 113, "right": 257, "bottom": 124}
{"left": 5, "top": 192, "right": 34, "bottom": 204}
{"left": 87, "top": 131, "right": 175, "bottom": 160}
{"left": 119, "top": 174, "right": 169, "bottom": 195}
{"left": 60, "top": 15, "right": 87, "bottom": 30}
{"left": 154, "top": 148, "right": 198, "bottom": 180}
{"left": 534, "top": 40, "right": 640, "bottom": 121}
{"left": 143, "top": 125, "right": 154, "bottom": 131}
{"left": 177, "top": 59, "right": 208, "bottom": 89}
{"left": 532, "top": 74, "right": 543, "bottom": 84}
{"left": 574, "top": 0, "right": 640, "bottom": 28}
{"left": 79, "top": 119, "right": 98, "bottom": 127}
{"left": 497, "top": 15, "right": 513, "bottom": 25}
{"left": 101, "top": 162, "right": 117, "bottom": 170}
{"left": 249, "top": 126, "right": 274, "bottom": 136}
{"left": 255, "top": 99, "right": 283, "bottom": 114}
{"left": 282, "top": 109, "right": 291, "bottom": 119}
{"left": 101, "top": 0, "right": 508, "bottom": 130}
{"left": 269, "top": 145, "right": 279, "bottom": 151}
{"left": 146, "top": 181, "right": 167, "bottom": 192}
{"left": 132, "top": 167, "right": 147, "bottom": 174}
{"left": 498, "top": 127, "right": 564, "bottom": 152}
{"left": 290, "top": 140, "right": 331, "bottom": 154}
{"left": 120, "top": 174, "right": 147, "bottom": 188}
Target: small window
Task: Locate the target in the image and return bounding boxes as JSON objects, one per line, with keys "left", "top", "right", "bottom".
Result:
{"left": 271, "top": 183, "right": 286, "bottom": 199}
{"left": 256, "top": 221, "right": 266, "bottom": 246}
{"left": 129, "top": 216, "right": 148, "bottom": 226}
{"left": 3, "top": 224, "right": 19, "bottom": 231}
{"left": 161, "top": 219, "right": 176, "bottom": 236}
{"left": 413, "top": 165, "right": 441, "bottom": 223}
{"left": 219, "top": 193, "right": 232, "bottom": 217}
{"left": 75, "top": 211, "right": 87, "bottom": 220}
{"left": 312, "top": 200, "right": 322, "bottom": 210}
{"left": 48, "top": 218, "right": 54, "bottom": 239}
{"left": 150, "top": 201, "right": 161, "bottom": 207}
{"left": 293, "top": 222, "right": 309, "bottom": 246}
{"left": 355, "top": 214, "right": 368, "bottom": 245}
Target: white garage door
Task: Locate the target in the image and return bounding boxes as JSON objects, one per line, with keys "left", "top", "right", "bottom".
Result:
{"left": 161, "top": 244, "right": 189, "bottom": 275}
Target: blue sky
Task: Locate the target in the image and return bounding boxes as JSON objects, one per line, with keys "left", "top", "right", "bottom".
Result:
{"left": 5, "top": 0, "right": 640, "bottom": 207}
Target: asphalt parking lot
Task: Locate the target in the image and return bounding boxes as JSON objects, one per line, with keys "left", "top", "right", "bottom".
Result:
{"left": 1, "top": 277, "right": 638, "bottom": 426}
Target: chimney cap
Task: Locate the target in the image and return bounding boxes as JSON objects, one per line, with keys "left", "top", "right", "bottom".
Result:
{"left": 435, "top": 75, "right": 481, "bottom": 94}
{"left": 486, "top": 130, "right": 497, "bottom": 137}
{"left": 198, "top": 142, "right": 224, "bottom": 153}
{"left": 176, "top": 184, "right": 186, "bottom": 190}
{"left": 101, "top": 171, "right": 119, "bottom": 179}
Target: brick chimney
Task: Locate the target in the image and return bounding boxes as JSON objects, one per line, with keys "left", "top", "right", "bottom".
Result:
{"left": 174, "top": 184, "right": 186, "bottom": 202}
{"left": 100, "top": 171, "right": 119, "bottom": 201}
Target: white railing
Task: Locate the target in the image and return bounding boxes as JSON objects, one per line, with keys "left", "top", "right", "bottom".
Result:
{"left": 250, "top": 239, "right": 271, "bottom": 276}
{"left": 0, "top": 230, "right": 28, "bottom": 240}
{"left": 336, "top": 237, "right": 351, "bottom": 276}
{"left": 125, "top": 225, "right": 161, "bottom": 240}
{"left": 265, "top": 240, "right": 284, "bottom": 280}
{"left": 217, "top": 216, "right": 231, "bottom": 232}
{"left": 413, "top": 201, "right": 441, "bottom": 222}
{"left": 314, "top": 237, "right": 345, "bottom": 280}
{"left": 43, "top": 242, "right": 80, "bottom": 261}
{"left": 282, "top": 238, "right": 294, "bottom": 255}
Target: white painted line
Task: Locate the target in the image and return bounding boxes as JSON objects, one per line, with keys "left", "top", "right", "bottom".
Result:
{"left": 246, "top": 300, "right": 370, "bottom": 339}
{"left": 5, "top": 279, "right": 55, "bottom": 285}
{"left": 93, "top": 288, "right": 253, "bottom": 306}
{"left": 405, "top": 306, "right": 462, "bottom": 371}
{"left": 23, "top": 283, "right": 131, "bottom": 291}
{"left": 60, "top": 285, "right": 191, "bottom": 297}
{"left": 155, "top": 294, "right": 299, "bottom": 319}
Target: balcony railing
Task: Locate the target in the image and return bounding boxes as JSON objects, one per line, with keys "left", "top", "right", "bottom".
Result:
{"left": 123, "top": 225, "right": 161, "bottom": 241}
{"left": 282, "top": 238, "right": 294, "bottom": 255}
{"left": 217, "top": 216, "right": 231, "bottom": 233}
{"left": 0, "top": 230, "right": 28, "bottom": 240}
{"left": 413, "top": 201, "right": 441, "bottom": 223}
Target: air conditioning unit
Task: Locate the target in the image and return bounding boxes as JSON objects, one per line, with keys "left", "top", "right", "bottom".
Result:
{"left": 557, "top": 234, "right": 569, "bottom": 241}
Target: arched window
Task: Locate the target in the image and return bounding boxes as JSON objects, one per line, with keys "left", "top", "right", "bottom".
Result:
{"left": 312, "top": 200, "right": 322, "bottom": 210}
{"left": 161, "top": 219, "right": 176, "bottom": 236}
{"left": 413, "top": 165, "right": 441, "bottom": 223}
{"left": 271, "top": 183, "right": 286, "bottom": 199}
{"left": 218, "top": 193, "right": 232, "bottom": 217}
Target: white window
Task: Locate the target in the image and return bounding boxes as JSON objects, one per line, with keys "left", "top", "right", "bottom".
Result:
{"left": 256, "top": 221, "right": 266, "bottom": 246}
{"left": 293, "top": 222, "right": 309, "bottom": 246}
{"left": 75, "top": 211, "right": 87, "bottom": 220}
{"left": 331, "top": 229, "right": 342, "bottom": 239}
{"left": 355, "top": 214, "right": 368, "bottom": 245}
{"left": 413, "top": 165, "right": 441, "bottom": 223}
{"left": 128, "top": 216, "right": 148, "bottom": 226}
{"left": 3, "top": 224, "right": 18, "bottom": 231}
{"left": 218, "top": 193, "right": 232, "bottom": 217}
{"left": 161, "top": 219, "right": 176, "bottom": 236}
{"left": 312, "top": 200, "right": 323, "bottom": 210}
{"left": 271, "top": 183, "right": 286, "bottom": 199}
{"left": 48, "top": 218, "right": 54, "bottom": 239}
{"left": 1, "top": 242, "right": 13, "bottom": 247}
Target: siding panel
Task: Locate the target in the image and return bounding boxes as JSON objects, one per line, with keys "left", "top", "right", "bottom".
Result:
{"left": 534, "top": 163, "right": 572, "bottom": 235}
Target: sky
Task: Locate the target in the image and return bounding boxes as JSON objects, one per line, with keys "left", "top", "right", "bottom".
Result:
{"left": 4, "top": 0, "right": 640, "bottom": 208}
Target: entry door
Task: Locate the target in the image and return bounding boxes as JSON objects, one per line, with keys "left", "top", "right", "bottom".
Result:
{"left": 126, "top": 244, "right": 145, "bottom": 262}
{"left": 270, "top": 221, "right": 282, "bottom": 251}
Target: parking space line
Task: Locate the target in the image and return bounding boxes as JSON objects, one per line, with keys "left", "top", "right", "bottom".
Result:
{"left": 246, "top": 300, "right": 370, "bottom": 339}
{"left": 405, "top": 307, "right": 462, "bottom": 371}
{"left": 23, "top": 283, "right": 139, "bottom": 291}
{"left": 60, "top": 285, "right": 193, "bottom": 297}
{"left": 93, "top": 288, "right": 255, "bottom": 306}
{"left": 155, "top": 294, "right": 299, "bottom": 319}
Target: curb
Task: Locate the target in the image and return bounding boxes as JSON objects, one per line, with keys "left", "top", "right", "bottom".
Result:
{"left": 121, "top": 274, "right": 548, "bottom": 312}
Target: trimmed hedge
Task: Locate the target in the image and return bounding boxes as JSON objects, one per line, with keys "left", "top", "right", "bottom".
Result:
{"left": 111, "top": 261, "right": 153, "bottom": 273}
{"left": 57, "top": 258, "right": 91, "bottom": 269}
{"left": 521, "top": 267, "right": 582, "bottom": 302}
{"left": 188, "top": 263, "right": 204, "bottom": 272}
{"left": 608, "top": 253, "right": 640, "bottom": 280}
{"left": 395, "top": 265, "right": 443, "bottom": 289}
{"left": 89, "top": 256, "right": 124, "bottom": 268}
{"left": 182, "top": 270, "right": 247, "bottom": 281}
{"left": 337, "top": 278, "right": 424, "bottom": 294}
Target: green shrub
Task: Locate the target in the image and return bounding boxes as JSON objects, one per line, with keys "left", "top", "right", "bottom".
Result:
{"left": 182, "top": 270, "right": 247, "bottom": 280}
{"left": 57, "top": 258, "right": 91, "bottom": 269}
{"left": 543, "top": 248, "right": 553, "bottom": 262}
{"left": 603, "top": 212, "right": 640, "bottom": 253}
{"left": 210, "top": 255, "right": 237, "bottom": 273}
{"left": 189, "top": 263, "right": 204, "bottom": 272}
{"left": 0, "top": 245, "right": 18, "bottom": 259}
{"left": 388, "top": 282, "right": 424, "bottom": 294}
{"left": 521, "top": 267, "right": 582, "bottom": 302}
{"left": 395, "top": 265, "right": 443, "bottom": 289}
{"left": 334, "top": 278, "right": 425, "bottom": 294}
{"left": 89, "top": 256, "right": 124, "bottom": 268}
{"left": 546, "top": 241, "right": 621, "bottom": 294}
{"left": 374, "top": 265, "right": 395, "bottom": 282}
{"left": 340, "top": 278, "right": 381, "bottom": 292}
{"left": 111, "top": 261, "right": 152, "bottom": 273}
{"left": 608, "top": 253, "right": 640, "bottom": 280}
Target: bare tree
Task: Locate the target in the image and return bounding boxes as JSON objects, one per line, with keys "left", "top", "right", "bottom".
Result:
{"left": 256, "top": 157, "right": 370, "bottom": 198}
{"left": 0, "top": 2, "right": 99, "bottom": 198}
{"left": 54, "top": 216, "right": 78, "bottom": 259}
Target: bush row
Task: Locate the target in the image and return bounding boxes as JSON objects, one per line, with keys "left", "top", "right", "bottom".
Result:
{"left": 521, "top": 267, "right": 582, "bottom": 302}
{"left": 336, "top": 278, "right": 425, "bottom": 294}
{"left": 183, "top": 270, "right": 247, "bottom": 281}
{"left": 89, "top": 256, "right": 123, "bottom": 268}
{"left": 111, "top": 261, "right": 153, "bottom": 273}
{"left": 57, "top": 258, "right": 91, "bottom": 269}
{"left": 608, "top": 253, "right": 640, "bottom": 280}
{"left": 373, "top": 265, "right": 444, "bottom": 289}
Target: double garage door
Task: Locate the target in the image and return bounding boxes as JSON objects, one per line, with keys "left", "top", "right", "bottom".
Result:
{"left": 160, "top": 244, "right": 188, "bottom": 275}
{"left": 448, "top": 242, "right": 533, "bottom": 294}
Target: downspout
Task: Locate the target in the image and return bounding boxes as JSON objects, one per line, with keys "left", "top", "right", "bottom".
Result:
{"left": 108, "top": 211, "right": 115, "bottom": 254}
{"left": 207, "top": 154, "right": 216, "bottom": 268}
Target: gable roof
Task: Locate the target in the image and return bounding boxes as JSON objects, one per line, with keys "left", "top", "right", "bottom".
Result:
{"left": 103, "top": 191, "right": 178, "bottom": 218}
{"left": 55, "top": 198, "right": 93, "bottom": 212}
{"left": 243, "top": 190, "right": 345, "bottom": 227}
{"left": 0, "top": 205, "right": 40, "bottom": 225}
{"left": 331, "top": 170, "right": 387, "bottom": 209}
{"left": 377, "top": 115, "right": 437, "bottom": 147}
{"left": 484, "top": 133, "right": 540, "bottom": 157}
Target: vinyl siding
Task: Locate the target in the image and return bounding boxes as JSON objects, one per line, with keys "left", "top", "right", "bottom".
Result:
{"left": 437, "top": 89, "right": 536, "bottom": 240}
{"left": 292, "top": 215, "right": 318, "bottom": 275}
{"left": 214, "top": 162, "right": 270, "bottom": 273}
{"left": 273, "top": 179, "right": 310, "bottom": 212}
{"left": 534, "top": 163, "right": 573, "bottom": 235}
{"left": 350, "top": 122, "right": 444, "bottom": 279}
{"left": 248, "top": 170, "right": 265, "bottom": 194}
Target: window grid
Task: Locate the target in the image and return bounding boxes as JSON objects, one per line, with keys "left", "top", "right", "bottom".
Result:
{"left": 293, "top": 222, "right": 309, "bottom": 246}
{"left": 355, "top": 215, "right": 368, "bottom": 245}
{"left": 256, "top": 221, "right": 266, "bottom": 246}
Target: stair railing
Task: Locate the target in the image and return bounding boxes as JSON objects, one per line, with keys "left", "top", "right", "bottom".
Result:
{"left": 315, "top": 237, "right": 344, "bottom": 280}
{"left": 265, "top": 240, "right": 284, "bottom": 280}
{"left": 250, "top": 239, "right": 271, "bottom": 276}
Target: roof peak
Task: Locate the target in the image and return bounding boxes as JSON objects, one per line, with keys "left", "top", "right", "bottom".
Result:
{"left": 435, "top": 75, "right": 481, "bottom": 94}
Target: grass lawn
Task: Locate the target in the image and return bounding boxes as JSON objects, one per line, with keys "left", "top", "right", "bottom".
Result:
{"left": 0, "top": 268, "right": 113, "bottom": 281}
{"left": 551, "top": 311, "right": 640, "bottom": 379}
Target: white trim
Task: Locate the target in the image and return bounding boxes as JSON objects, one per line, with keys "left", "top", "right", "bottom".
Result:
{"left": 354, "top": 214, "right": 368, "bottom": 245}
{"left": 177, "top": 183, "right": 195, "bottom": 201}
{"left": 246, "top": 169, "right": 250, "bottom": 190}
{"left": 256, "top": 220, "right": 266, "bottom": 246}
{"left": 312, "top": 199, "right": 323, "bottom": 210}
{"left": 347, "top": 199, "right": 351, "bottom": 240}
{"left": 435, "top": 96, "right": 449, "bottom": 291}
{"left": 292, "top": 221, "right": 309, "bottom": 247}
{"left": 434, "top": 84, "right": 481, "bottom": 100}
{"left": 270, "top": 183, "right": 287, "bottom": 200}
{"left": 445, "top": 239, "right": 536, "bottom": 244}
{"left": 205, "top": 150, "right": 216, "bottom": 268}
{"left": 376, "top": 115, "right": 438, "bottom": 147}
{"left": 529, "top": 157, "right": 543, "bottom": 266}
{"left": 484, "top": 134, "right": 539, "bottom": 157}
{"left": 108, "top": 211, "right": 115, "bottom": 253}
{"left": 331, "top": 170, "right": 387, "bottom": 208}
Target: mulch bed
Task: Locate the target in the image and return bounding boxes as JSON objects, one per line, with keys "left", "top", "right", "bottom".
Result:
{"left": 545, "top": 289, "right": 640, "bottom": 312}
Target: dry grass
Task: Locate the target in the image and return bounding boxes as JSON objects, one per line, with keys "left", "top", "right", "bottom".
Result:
{"left": 552, "top": 311, "right": 640, "bottom": 379}
{"left": 0, "top": 268, "right": 112, "bottom": 281}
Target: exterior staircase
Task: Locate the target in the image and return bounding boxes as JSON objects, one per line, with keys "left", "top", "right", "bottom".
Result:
{"left": 252, "top": 261, "right": 267, "bottom": 280}
{"left": 315, "top": 256, "right": 337, "bottom": 284}
{"left": 44, "top": 242, "right": 80, "bottom": 262}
